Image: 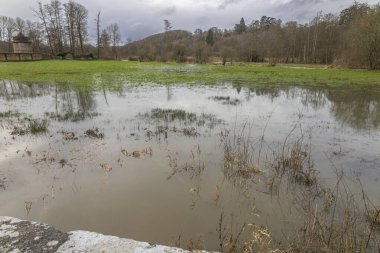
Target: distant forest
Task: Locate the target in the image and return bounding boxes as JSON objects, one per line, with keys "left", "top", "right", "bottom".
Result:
{"left": 1, "top": 1, "right": 380, "bottom": 69}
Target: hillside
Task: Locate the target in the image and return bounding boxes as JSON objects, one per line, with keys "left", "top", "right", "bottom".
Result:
{"left": 121, "top": 30, "right": 194, "bottom": 61}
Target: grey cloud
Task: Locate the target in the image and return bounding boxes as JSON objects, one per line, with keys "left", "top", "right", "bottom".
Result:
{"left": 158, "top": 6, "right": 177, "bottom": 16}
{"left": 1, "top": 0, "right": 379, "bottom": 41}
{"left": 273, "top": 0, "right": 356, "bottom": 22}
{"left": 195, "top": 16, "right": 209, "bottom": 24}
{"left": 218, "top": 0, "right": 246, "bottom": 10}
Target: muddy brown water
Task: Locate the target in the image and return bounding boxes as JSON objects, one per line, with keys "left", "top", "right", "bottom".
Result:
{"left": 1, "top": 81, "right": 380, "bottom": 250}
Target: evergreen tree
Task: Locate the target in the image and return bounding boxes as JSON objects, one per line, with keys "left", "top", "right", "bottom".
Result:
{"left": 234, "top": 17, "right": 247, "bottom": 34}
{"left": 206, "top": 28, "right": 214, "bottom": 46}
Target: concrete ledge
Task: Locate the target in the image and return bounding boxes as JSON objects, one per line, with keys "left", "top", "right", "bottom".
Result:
{"left": 0, "top": 216, "right": 214, "bottom": 253}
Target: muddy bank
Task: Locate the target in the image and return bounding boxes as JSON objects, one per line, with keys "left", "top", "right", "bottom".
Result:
{"left": 0, "top": 216, "right": 214, "bottom": 253}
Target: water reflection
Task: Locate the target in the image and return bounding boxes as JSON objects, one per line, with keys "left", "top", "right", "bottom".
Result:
{"left": 2, "top": 81, "right": 380, "bottom": 130}
{"left": 1, "top": 80, "right": 380, "bottom": 251}
{"left": 0, "top": 81, "right": 99, "bottom": 122}
{"left": 326, "top": 88, "right": 380, "bottom": 130}
{"left": 244, "top": 85, "right": 380, "bottom": 130}
{"left": 45, "top": 83, "right": 98, "bottom": 122}
{"left": 0, "top": 80, "right": 50, "bottom": 100}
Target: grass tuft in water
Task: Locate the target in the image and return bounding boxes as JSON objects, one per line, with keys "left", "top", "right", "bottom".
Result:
{"left": 0, "top": 111, "right": 22, "bottom": 118}
{"left": 29, "top": 119, "right": 49, "bottom": 134}
{"left": 10, "top": 118, "right": 49, "bottom": 136}
{"left": 45, "top": 112, "right": 100, "bottom": 122}
{"left": 0, "top": 175, "right": 6, "bottom": 190}
{"left": 138, "top": 108, "right": 223, "bottom": 130}
{"left": 150, "top": 108, "right": 197, "bottom": 122}
{"left": 84, "top": 128, "right": 104, "bottom": 139}
{"left": 210, "top": 96, "right": 241, "bottom": 105}
{"left": 211, "top": 96, "right": 231, "bottom": 101}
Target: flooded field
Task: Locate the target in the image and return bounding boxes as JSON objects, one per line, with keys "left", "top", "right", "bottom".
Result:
{"left": 1, "top": 80, "right": 380, "bottom": 251}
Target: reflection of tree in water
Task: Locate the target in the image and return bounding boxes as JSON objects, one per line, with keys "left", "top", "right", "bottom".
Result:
{"left": 0, "top": 80, "right": 99, "bottom": 121}
{"left": 245, "top": 86, "right": 327, "bottom": 110}
{"left": 326, "top": 88, "right": 380, "bottom": 130}
{"left": 237, "top": 84, "right": 380, "bottom": 130}
{"left": 248, "top": 86, "right": 281, "bottom": 100}
{"left": 296, "top": 88, "right": 327, "bottom": 110}
{"left": 51, "top": 82, "right": 97, "bottom": 121}
{"left": 0, "top": 80, "right": 51, "bottom": 100}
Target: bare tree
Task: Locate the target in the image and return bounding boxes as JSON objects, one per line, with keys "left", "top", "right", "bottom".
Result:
{"left": 107, "top": 23, "right": 120, "bottom": 59}
{"left": 6, "top": 17, "right": 15, "bottom": 52}
{"left": 63, "top": 1, "right": 76, "bottom": 54}
{"left": 25, "top": 20, "right": 43, "bottom": 52}
{"left": 74, "top": 2, "right": 88, "bottom": 55}
{"left": 49, "top": 0, "right": 64, "bottom": 52}
{"left": 100, "top": 28, "right": 110, "bottom": 57}
{"left": 95, "top": 11, "right": 101, "bottom": 59}
{"left": 15, "top": 17, "right": 25, "bottom": 34}
{"left": 0, "top": 16, "right": 8, "bottom": 50}
{"left": 34, "top": 1, "right": 54, "bottom": 55}
{"left": 311, "top": 12, "right": 321, "bottom": 63}
{"left": 63, "top": 1, "right": 88, "bottom": 55}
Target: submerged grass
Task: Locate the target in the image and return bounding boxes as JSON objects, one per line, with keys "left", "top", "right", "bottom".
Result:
{"left": 150, "top": 108, "right": 197, "bottom": 122}
{"left": 0, "top": 175, "right": 6, "bottom": 190}
{"left": 29, "top": 119, "right": 49, "bottom": 134}
{"left": 84, "top": 128, "right": 104, "bottom": 139}
{"left": 0, "top": 111, "right": 22, "bottom": 118}
{"left": 210, "top": 96, "right": 241, "bottom": 105}
{"left": 219, "top": 122, "right": 380, "bottom": 252}
{"left": 0, "top": 61, "right": 379, "bottom": 90}
{"left": 138, "top": 108, "right": 223, "bottom": 129}
{"left": 7, "top": 114, "right": 49, "bottom": 136}
{"left": 45, "top": 111, "right": 100, "bottom": 122}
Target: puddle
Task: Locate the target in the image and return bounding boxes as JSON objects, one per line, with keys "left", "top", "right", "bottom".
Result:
{"left": 1, "top": 81, "right": 380, "bottom": 251}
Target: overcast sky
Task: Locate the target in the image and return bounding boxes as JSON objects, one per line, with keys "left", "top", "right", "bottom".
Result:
{"left": 0, "top": 0, "right": 378, "bottom": 41}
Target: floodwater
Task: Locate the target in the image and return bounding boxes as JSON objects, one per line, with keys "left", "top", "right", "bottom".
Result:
{"left": 0, "top": 80, "right": 380, "bottom": 251}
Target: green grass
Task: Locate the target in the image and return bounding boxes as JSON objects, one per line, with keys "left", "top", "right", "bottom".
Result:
{"left": 0, "top": 60, "right": 379, "bottom": 90}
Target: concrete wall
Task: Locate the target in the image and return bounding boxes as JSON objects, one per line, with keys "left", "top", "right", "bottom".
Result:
{"left": 0, "top": 53, "right": 43, "bottom": 61}
{"left": 0, "top": 216, "right": 216, "bottom": 253}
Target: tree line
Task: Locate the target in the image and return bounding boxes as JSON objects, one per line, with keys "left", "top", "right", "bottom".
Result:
{"left": 124, "top": 2, "right": 380, "bottom": 69}
{"left": 0, "top": 1, "right": 379, "bottom": 69}
{"left": 0, "top": 0, "right": 121, "bottom": 59}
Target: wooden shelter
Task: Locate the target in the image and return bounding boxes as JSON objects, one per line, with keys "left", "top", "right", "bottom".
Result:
{"left": 12, "top": 33, "right": 32, "bottom": 53}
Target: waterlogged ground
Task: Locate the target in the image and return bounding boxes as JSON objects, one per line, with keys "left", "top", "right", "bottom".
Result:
{"left": 1, "top": 80, "right": 380, "bottom": 251}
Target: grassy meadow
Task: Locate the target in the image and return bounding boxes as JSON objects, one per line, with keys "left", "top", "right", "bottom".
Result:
{"left": 0, "top": 60, "right": 380, "bottom": 90}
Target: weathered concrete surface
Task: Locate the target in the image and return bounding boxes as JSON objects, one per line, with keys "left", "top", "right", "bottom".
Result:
{"left": 0, "top": 217, "right": 214, "bottom": 253}
{"left": 0, "top": 216, "right": 69, "bottom": 253}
